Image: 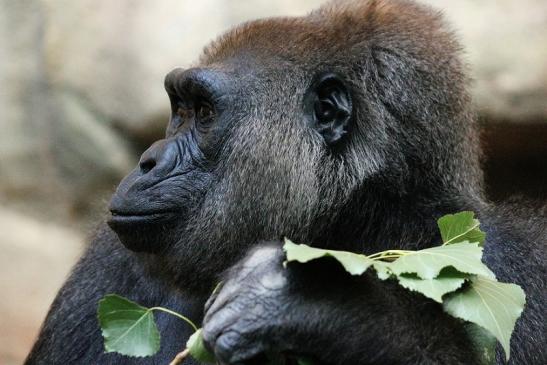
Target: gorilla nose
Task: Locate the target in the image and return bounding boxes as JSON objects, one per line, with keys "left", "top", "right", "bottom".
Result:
{"left": 139, "top": 156, "right": 156, "bottom": 174}
{"left": 138, "top": 139, "right": 175, "bottom": 176}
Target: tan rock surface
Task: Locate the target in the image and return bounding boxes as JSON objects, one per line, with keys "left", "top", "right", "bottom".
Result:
{"left": 0, "top": 208, "right": 84, "bottom": 365}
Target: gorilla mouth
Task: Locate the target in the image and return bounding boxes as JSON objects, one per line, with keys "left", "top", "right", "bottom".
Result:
{"left": 108, "top": 210, "right": 176, "bottom": 225}
{"left": 107, "top": 210, "right": 180, "bottom": 253}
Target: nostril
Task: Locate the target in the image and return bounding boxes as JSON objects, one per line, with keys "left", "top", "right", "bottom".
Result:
{"left": 139, "top": 158, "right": 156, "bottom": 174}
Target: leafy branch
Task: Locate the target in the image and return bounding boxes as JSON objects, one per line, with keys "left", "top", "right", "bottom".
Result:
{"left": 284, "top": 212, "right": 525, "bottom": 363}
{"left": 98, "top": 295, "right": 213, "bottom": 363}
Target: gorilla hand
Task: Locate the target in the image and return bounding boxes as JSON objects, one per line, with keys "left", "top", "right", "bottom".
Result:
{"left": 201, "top": 243, "right": 303, "bottom": 364}
{"left": 201, "top": 242, "right": 479, "bottom": 365}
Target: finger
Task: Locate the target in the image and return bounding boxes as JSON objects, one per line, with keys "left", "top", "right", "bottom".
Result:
{"left": 203, "top": 280, "right": 241, "bottom": 322}
{"left": 204, "top": 281, "right": 223, "bottom": 314}
{"left": 214, "top": 330, "right": 263, "bottom": 365}
{"left": 202, "top": 305, "right": 241, "bottom": 351}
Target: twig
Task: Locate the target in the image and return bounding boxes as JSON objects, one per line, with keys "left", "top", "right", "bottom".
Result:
{"left": 169, "top": 348, "right": 190, "bottom": 365}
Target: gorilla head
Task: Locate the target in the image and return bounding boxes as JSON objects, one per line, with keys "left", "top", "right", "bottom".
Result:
{"left": 108, "top": 0, "right": 483, "bottom": 291}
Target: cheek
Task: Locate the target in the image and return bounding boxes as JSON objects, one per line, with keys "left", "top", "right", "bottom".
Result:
{"left": 155, "top": 170, "right": 212, "bottom": 205}
{"left": 219, "top": 137, "right": 321, "bottom": 231}
{"left": 184, "top": 116, "right": 325, "bottom": 238}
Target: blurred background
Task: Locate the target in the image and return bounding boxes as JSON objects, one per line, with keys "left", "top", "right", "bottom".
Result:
{"left": 0, "top": 0, "right": 546, "bottom": 363}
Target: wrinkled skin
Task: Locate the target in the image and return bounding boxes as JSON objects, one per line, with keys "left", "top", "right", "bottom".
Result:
{"left": 26, "top": 1, "right": 545, "bottom": 365}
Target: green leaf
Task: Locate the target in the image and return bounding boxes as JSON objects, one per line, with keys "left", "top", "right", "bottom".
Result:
{"left": 98, "top": 294, "right": 160, "bottom": 357}
{"left": 396, "top": 269, "right": 468, "bottom": 303}
{"left": 443, "top": 276, "right": 526, "bottom": 360}
{"left": 389, "top": 242, "right": 495, "bottom": 280}
{"left": 187, "top": 329, "right": 216, "bottom": 364}
{"left": 284, "top": 239, "right": 374, "bottom": 276}
{"left": 437, "top": 211, "right": 485, "bottom": 246}
{"left": 372, "top": 261, "right": 392, "bottom": 280}
{"left": 465, "top": 323, "right": 497, "bottom": 365}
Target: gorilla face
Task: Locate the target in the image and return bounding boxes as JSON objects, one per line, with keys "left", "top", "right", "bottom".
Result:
{"left": 107, "top": 59, "right": 354, "bottom": 259}
{"left": 107, "top": 68, "right": 231, "bottom": 253}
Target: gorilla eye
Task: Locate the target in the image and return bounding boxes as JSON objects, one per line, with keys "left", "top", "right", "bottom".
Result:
{"left": 170, "top": 102, "right": 194, "bottom": 133}
{"left": 195, "top": 100, "right": 215, "bottom": 122}
{"left": 176, "top": 105, "right": 193, "bottom": 120}
{"left": 304, "top": 73, "right": 352, "bottom": 145}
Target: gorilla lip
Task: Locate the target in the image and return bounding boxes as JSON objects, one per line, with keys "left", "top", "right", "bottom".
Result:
{"left": 108, "top": 210, "right": 176, "bottom": 225}
{"left": 107, "top": 210, "right": 180, "bottom": 253}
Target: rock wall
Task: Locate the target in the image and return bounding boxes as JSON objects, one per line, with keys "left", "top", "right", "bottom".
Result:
{"left": 423, "top": 0, "right": 547, "bottom": 122}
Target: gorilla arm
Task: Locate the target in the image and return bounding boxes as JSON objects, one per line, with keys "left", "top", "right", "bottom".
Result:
{"left": 202, "top": 243, "right": 478, "bottom": 365}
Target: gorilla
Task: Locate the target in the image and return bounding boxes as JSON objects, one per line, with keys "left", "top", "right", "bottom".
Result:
{"left": 26, "top": 0, "right": 545, "bottom": 364}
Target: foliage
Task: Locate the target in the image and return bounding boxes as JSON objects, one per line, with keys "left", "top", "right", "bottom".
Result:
{"left": 186, "top": 329, "right": 216, "bottom": 363}
{"left": 98, "top": 295, "right": 160, "bottom": 357}
{"left": 284, "top": 212, "right": 525, "bottom": 362}
{"left": 98, "top": 294, "right": 204, "bottom": 362}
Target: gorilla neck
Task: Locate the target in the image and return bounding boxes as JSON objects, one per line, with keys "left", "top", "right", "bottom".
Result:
{"left": 314, "top": 184, "right": 485, "bottom": 254}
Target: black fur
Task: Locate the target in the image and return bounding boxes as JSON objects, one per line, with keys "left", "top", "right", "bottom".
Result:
{"left": 26, "top": 0, "right": 545, "bottom": 364}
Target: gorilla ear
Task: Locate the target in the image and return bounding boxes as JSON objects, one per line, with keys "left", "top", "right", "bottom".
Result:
{"left": 305, "top": 73, "right": 352, "bottom": 145}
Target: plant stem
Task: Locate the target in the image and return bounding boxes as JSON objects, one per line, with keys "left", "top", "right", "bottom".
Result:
{"left": 368, "top": 249, "right": 413, "bottom": 259}
{"left": 370, "top": 255, "right": 402, "bottom": 261}
{"left": 169, "top": 348, "right": 190, "bottom": 365}
{"left": 149, "top": 307, "right": 199, "bottom": 332}
{"left": 442, "top": 223, "right": 479, "bottom": 245}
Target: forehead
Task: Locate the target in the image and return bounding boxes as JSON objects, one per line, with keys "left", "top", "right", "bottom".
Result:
{"left": 197, "top": 0, "right": 449, "bottom": 70}
{"left": 190, "top": 22, "right": 315, "bottom": 92}
{"left": 202, "top": 19, "right": 303, "bottom": 59}
{"left": 191, "top": 0, "right": 454, "bottom": 94}
{"left": 198, "top": 14, "right": 351, "bottom": 71}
